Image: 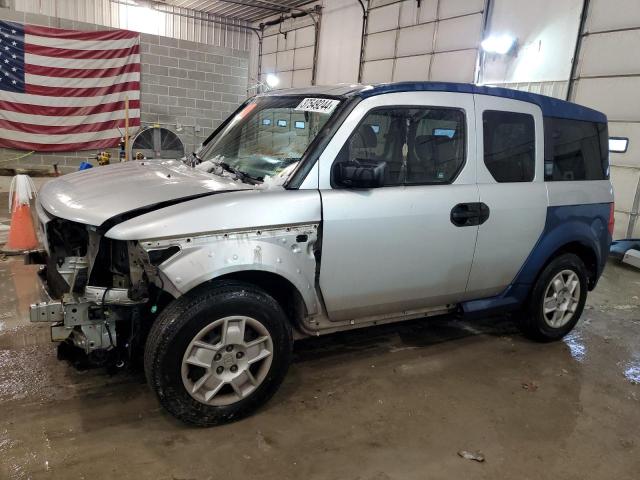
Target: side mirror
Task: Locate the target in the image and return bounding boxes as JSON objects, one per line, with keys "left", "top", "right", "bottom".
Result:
{"left": 333, "top": 160, "right": 387, "bottom": 188}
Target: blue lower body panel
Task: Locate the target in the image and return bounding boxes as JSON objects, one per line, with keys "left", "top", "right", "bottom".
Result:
{"left": 461, "top": 203, "right": 612, "bottom": 318}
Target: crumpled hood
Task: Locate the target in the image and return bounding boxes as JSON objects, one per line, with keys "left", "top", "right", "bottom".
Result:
{"left": 39, "top": 159, "right": 251, "bottom": 226}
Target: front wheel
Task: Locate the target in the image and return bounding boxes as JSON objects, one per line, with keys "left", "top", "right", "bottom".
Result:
{"left": 144, "top": 281, "right": 292, "bottom": 426}
{"left": 519, "top": 253, "right": 588, "bottom": 342}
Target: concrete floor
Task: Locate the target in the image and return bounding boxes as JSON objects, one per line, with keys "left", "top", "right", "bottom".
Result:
{"left": 0, "top": 258, "right": 639, "bottom": 479}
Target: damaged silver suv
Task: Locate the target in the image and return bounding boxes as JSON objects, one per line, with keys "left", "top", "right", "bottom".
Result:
{"left": 30, "top": 83, "right": 613, "bottom": 426}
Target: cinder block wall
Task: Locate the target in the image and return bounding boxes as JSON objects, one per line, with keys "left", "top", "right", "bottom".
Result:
{"left": 0, "top": 9, "right": 249, "bottom": 174}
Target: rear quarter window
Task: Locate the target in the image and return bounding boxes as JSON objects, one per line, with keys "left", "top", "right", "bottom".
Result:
{"left": 544, "top": 117, "right": 609, "bottom": 181}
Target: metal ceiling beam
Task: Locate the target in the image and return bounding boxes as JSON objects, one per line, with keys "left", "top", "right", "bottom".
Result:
{"left": 191, "top": 0, "right": 290, "bottom": 14}
{"left": 160, "top": 0, "right": 316, "bottom": 22}
{"left": 114, "top": 0, "right": 260, "bottom": 33}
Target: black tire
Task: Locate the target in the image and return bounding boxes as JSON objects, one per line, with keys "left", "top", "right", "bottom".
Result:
{"left": 519, "top": 253, "right": 588, "bottom": 342}
{"left": 144, "top": 280, "right": 292, "bottom": 426}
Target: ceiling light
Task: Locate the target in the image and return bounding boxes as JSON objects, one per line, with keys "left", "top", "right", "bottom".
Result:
{"left": 265, "top": 74, "right": 280, "bottom": 88}
{"left": 481, "top": 34, "right": 515, "bottom": 54}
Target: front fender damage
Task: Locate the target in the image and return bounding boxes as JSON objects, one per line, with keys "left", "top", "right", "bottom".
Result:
{"left": 139, "top": 223, "right": 321, "bottom": 316}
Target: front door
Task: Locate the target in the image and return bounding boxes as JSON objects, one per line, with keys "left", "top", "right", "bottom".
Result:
{"left": 317, "top": 91, "right": 480, "bottom": 321}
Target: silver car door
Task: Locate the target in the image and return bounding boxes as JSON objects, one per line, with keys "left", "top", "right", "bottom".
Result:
{"left": 317, "top": 91, "right": 480, "bottom": 321}
{"left": 465, "top": 95, "right": 548, "bottom": 299}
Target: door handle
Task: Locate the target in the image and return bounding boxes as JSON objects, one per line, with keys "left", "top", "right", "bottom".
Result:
{"left": 451, "top": 203, "right": 490, "bottom": 227}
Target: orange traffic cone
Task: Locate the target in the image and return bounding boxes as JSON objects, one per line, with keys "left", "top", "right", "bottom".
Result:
{"left": 2, "top": 175, "right": 39, "bottom": 254}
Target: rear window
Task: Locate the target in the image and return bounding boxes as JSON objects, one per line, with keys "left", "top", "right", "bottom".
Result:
{"left": 544, "top": 117, "right": 609, "bottom": 181}
{"left": 483, "top": 110, "right": 535, "bottom": 183}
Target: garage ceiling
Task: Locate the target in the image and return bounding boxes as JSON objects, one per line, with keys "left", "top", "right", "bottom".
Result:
{"left": 158, "top": 0, "right": 317, "bottom": 23}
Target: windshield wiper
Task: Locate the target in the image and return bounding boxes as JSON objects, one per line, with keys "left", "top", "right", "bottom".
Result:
{"left": 215, "top": 161, "right": 261, "bottom": 184}
{"left": 185, "top": 151, "right": 201, "bottom": 167}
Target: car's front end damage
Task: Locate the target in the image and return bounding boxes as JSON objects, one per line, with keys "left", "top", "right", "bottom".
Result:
{"left": 24, "top": 158, "right": 246, "bottom": 368}
{"left": 27, "top": 159, "right": 323, "bottom": 369}
{"left": 26, "top": 91, "right": 339, "bottom": 386}
{"left": 30, "top": 210, "right": 163, "bottom": 368}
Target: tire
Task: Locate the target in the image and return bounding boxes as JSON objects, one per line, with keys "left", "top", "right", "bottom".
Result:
{"left": 519, "top": 253, "right": 588, "bottom": 342}
{"left": 144, "top": 280, "right": 292, "bottom": 427}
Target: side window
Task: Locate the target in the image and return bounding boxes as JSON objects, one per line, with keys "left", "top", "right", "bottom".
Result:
{"left": 544, "top": 117, "right": 609, "bottom": 181}
{"left": 333, "top": 107, "right": 466, "bottom": 186}
{"left": 483, "top": 110, "right": 535, "bottom": 183}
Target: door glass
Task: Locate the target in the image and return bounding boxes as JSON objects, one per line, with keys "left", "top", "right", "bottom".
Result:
{"left": 333, "top": 107, "right": 466, "bottom": 186}
{"left": 483, "top": 110, "right": 535, "bottom": 182}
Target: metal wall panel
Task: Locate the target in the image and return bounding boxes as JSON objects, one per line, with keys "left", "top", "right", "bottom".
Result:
{"left": 362, "top": 58, "right": 394, "bottom": 83}
{"left": 294, "top": 45, "right": 315, "bottom": 69}
{"left": 364, "top": 31, "right": 397, "bottom": 60}
{"left": 573, "top": 77, "right": 640, "bottom": 122}
{"left": 367, "top": 2, "right": 401, "bottom": 32}
{"left": 292, "top": 68, "right": 313, "bottom": 87}
{"left": 430, "top": 49, "right": 477, "bottom": 82}
{"left": 276, "top": 49, "right": 295, "bottom": 71}
{"left": 361, "top": 0, "right": 485, "bottom": 84}
{"left": 262, "top": 34, "right": 278, "bottom": 54}
{"left": 396, "top": 23, "right": 435, "bottom": 57}
{"left": 585, "top": 0, "right": 640, "bottom": 31}
{"left": 399, "top": 0, "right": 437, "bottom": 26}
{"left": 610, "top": 166, "right": 640, "bottom": 214}
{"left": 393, "top": 54, "right": 431, "bottom": 81}
{"left": 435, "top": 13, "right": 482, "bottom": 51}
{"left": 438, "top": 0, "right": 485, "bottom": 18}
{"left": 580, "top": 30, "right": 640, "bottom": 77}
{"left": 295, "top": 26, "right": 316, "bottom": 47}
{"left": 571, "top": 0, "right": 640, "bottom": 238}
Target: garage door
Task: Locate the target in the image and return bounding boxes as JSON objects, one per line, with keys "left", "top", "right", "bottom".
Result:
{"left": 570, "top": 0, "right": 640, "bottom": 239}
{"left": 260, "top": 15, "right": 318, "bottom": 88}
{"left": 361, "top": 0, "right": 485, "bottom": 83}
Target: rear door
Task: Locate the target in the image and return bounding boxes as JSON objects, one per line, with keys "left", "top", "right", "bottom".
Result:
{"left": 317, "top": 91, "right": 480, "bottom": 321}
{"left": 466, "top": 95, "right": 548, "bottom": 299}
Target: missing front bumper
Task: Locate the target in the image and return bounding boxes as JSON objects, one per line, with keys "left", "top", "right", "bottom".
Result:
{"left": 29, "top": 266, "right": 146, "bottom": 355}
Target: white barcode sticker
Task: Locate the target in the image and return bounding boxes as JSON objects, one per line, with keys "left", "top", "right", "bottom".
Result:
{"left": 294, "top": 98, "right": 340, "bottom": 114}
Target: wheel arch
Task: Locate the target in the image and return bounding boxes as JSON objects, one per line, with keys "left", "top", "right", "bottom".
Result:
{"left": 544, "top": 241, "right": 598, "bottom": 289}
{"left": 516, "top": 219, "right": 604, "bottom": 292}
{"left": 208, "top": 270, "right": 310, "bottom": 331}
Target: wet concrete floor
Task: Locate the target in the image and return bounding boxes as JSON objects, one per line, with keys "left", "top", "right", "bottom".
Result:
{"left": 0, "top": 257, "right": 639, "bottom": 479}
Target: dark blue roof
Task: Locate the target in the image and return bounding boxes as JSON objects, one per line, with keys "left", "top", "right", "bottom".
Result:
{"left": 356, "top": 82, "right": 607, "bottom": 123}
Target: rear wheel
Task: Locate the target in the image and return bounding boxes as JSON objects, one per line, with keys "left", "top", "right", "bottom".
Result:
{"left": 144, "top": 281, "right": 292, "bottom": 426}
{"left": 519, "top": 253, "right": 588, "bottom": 342}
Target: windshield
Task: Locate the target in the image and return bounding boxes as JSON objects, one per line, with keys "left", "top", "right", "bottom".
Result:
{"left": 197, "top": 95, "right": 340, "bottom": 181}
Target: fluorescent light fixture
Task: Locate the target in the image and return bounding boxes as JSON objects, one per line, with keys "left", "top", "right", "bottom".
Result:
{"left": 481, "top": 34, "right": 515, "bottom": 54}
{"left": 277, "top": 119, "right": 287, "bottom": 127}
{"left": 295, "top": 121, "right": 305, "bottom": 129}
{"left": 609, "top": 137, "right": 629, "bottom": 153}
{"left": 265, "top": 74, "right": 280, "bottom": 88}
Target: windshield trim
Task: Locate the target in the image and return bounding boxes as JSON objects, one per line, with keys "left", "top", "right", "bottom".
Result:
{"left": 284, "top": 95, "right": 361, "bottom": 189}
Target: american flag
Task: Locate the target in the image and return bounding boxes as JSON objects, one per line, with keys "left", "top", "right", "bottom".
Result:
{"left": 0, "top": 20, "right": 140, "bottom": 152}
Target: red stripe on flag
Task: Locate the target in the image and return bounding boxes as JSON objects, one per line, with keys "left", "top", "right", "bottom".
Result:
{"left": 25, "top": 25, "right": 139, "bottom": 41}
{"left": 25, "top": 62, "right": 141, "bottom": 78}
{"left": 25, "top": 43, "right": 140, "bottom": 60}
{"left": 0, "top": 100, "right": 140, "bottom": 117}
{"left": 25, "top": 81, "right": 141, "bottom": 98}
{"left": 0, "top": 117, "right": 140, "bottom": 135}
{"left": 0, "top": 137, "right": 122, "bottom": 152}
